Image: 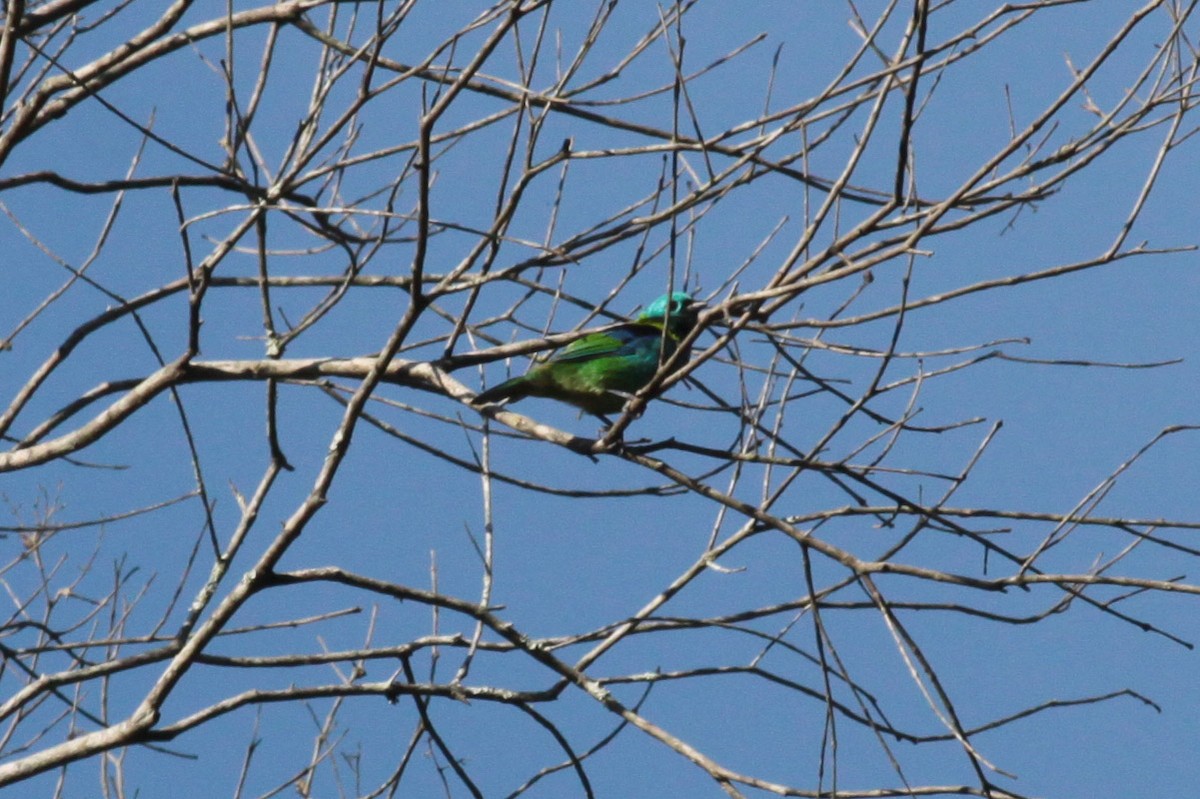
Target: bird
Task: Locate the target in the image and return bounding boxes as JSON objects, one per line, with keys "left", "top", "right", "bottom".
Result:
{"left": 473, "top": 292, "right": 704, "bottom": 418}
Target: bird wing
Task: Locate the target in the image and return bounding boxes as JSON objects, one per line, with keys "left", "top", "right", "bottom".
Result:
{"left": 550, "top": 323, "right": 664, "bottom": 363}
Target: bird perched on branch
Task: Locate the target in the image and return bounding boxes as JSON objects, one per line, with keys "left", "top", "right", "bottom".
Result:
{"left": 473, "top": 292, "right": 704, "bottom": 418}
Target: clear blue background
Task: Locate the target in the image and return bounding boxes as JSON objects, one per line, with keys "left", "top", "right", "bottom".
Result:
{"left": 1, "top": 2, "right": 1198, "bottom": 796}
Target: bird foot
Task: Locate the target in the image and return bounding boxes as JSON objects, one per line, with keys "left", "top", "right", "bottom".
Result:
{"left": 611, "top": 392, "right": 647, "bottom": 419}
{"left": 592, "top": 416, "right": 649, "bottom": 445}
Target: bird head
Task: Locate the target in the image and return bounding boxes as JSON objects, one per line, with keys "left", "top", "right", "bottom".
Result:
{"left": 637, "top": 292, "right": 704, "bottom": 332}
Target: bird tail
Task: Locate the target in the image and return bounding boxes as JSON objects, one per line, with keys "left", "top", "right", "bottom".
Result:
{"left": 473, "top": 375, "right": 532, "bottom": 406}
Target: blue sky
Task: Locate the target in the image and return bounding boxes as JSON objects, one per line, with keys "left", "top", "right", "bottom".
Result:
{"left": 1, "top": 2, "right": 1199, "bottom": 797}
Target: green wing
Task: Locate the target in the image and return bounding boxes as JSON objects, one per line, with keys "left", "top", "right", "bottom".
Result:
{"left": 550, "top": 323, "right": 665, "bottom": 363}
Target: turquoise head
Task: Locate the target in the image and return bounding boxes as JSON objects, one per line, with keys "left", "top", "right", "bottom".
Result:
{"left": 637, "top": 292, "right": 704, "bottom": 330}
